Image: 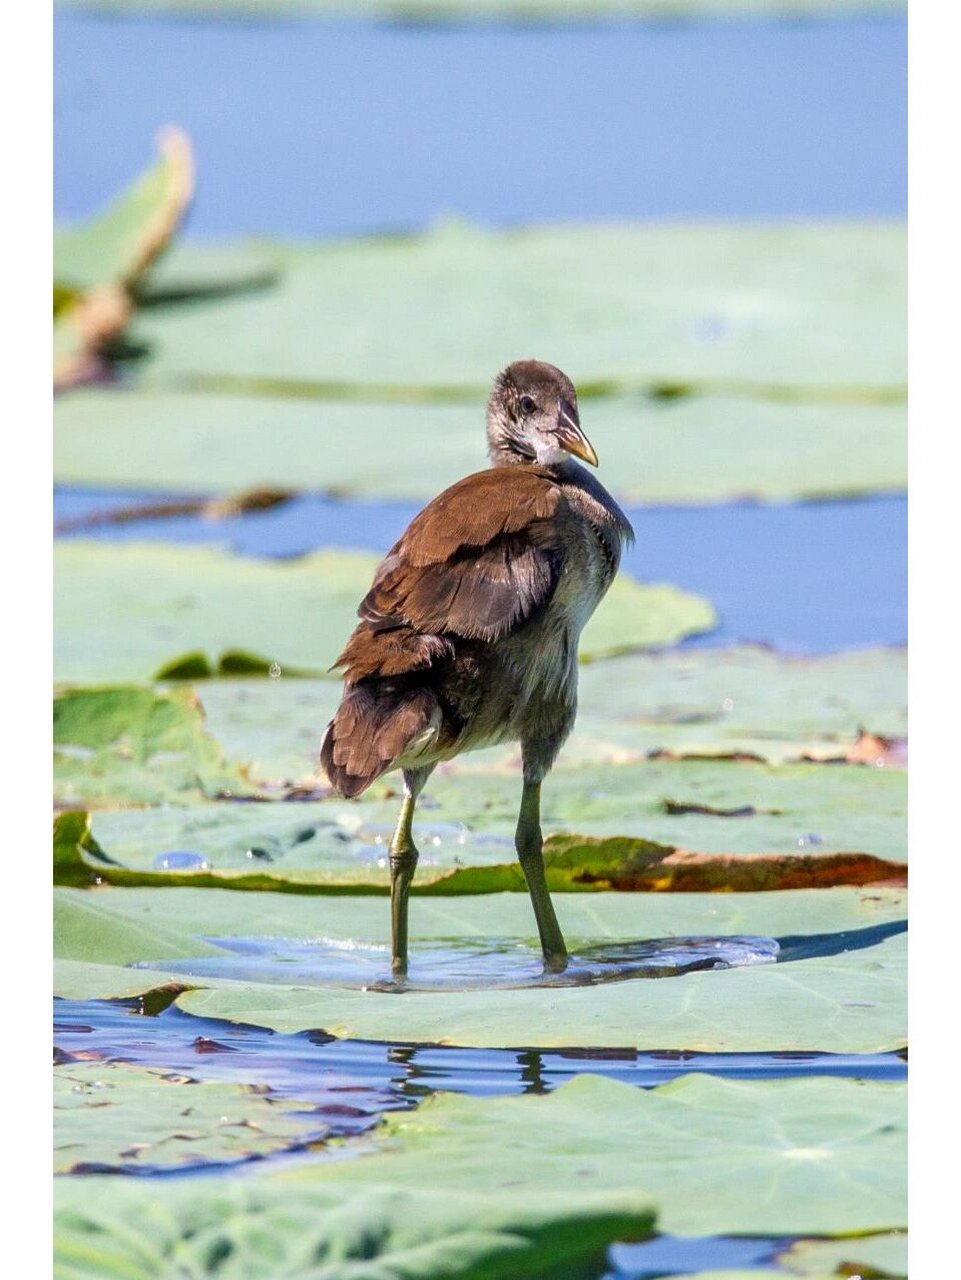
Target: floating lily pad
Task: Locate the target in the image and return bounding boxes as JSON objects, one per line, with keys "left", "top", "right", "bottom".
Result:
{"left": 194, "top": 646, "right": 906, "bottom": 787}
{"left": 56, "top": 0, "right": 908, "bottom": 22}
{"left": 54, "top": 1060, "right": 324, "bottom": 1173}
{"left": 53, "top": 541, "right": 716, "bottom": 684}
{"left": 128, "top": 223, "right": 904, "bottom": 395}
{"left": 68, "top": 749, "right": 906, "bottom": 891}
{"left": 56, "top": 1072, "right": 904, "bottom": 1245}
{"left": 54, "top": 686, "right": 253, "bottom": 807}
{"left": 53, "top": 387, "right": 905, "bottom": 504}
{"left": 779, "top": 1233, "right": 907, "bottom": 1278}
{"left": 55, "top": 1170, "right": 650, "bottom": 1280}
{"left": 53, "top": 885, "right": 907, "bottom": 1052}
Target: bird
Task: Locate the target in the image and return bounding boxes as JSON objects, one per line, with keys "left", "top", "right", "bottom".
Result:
{"left": 321, "top": 360, "right": 634, "bottom": 977}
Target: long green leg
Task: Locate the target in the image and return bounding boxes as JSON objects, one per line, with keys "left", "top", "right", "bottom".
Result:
{"left": 389, "top": 770, "right": 427, "bottom": 977}
{"left": 515, "top": 779, "right": 568, "bottom": 973}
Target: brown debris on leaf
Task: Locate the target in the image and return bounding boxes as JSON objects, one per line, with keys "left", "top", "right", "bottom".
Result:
{"left": 838, "top": 728, "right": 908, "bottom": 769}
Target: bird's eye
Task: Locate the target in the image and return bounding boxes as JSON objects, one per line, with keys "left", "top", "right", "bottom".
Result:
{"left": 519, "top": 395, "right": 538, "bottom": 415}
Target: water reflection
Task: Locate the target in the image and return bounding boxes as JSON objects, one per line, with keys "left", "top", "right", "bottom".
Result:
{"left": 54, "top": 995, "right": 906, "bottom": 1142}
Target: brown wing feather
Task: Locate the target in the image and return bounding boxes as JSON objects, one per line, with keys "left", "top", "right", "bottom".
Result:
{"left": 354, "top": 468, "right": 562, "bottom": 649}
{"left": 323, "top": 469, "right": 563, "bottom": 795}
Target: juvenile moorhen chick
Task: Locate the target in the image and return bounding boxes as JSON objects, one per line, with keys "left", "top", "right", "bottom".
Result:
{"left": 321, "top": 360, "right": 634, "bottom": 976}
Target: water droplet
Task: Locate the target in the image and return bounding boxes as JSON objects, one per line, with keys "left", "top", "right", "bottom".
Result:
{"left": 245, "top": 847, "right": 273, "bottom": 862}
{"left": 721, "top": 697, "right": 735, "bottom": 712}
{"left": 269, "top": 662, "right": 282, "bottom": 679}
{"left": 796, "top": 834, "right": 823, "bottom": 849}
{"left": 152, "top": 850, "right": 211, "bottom": 872}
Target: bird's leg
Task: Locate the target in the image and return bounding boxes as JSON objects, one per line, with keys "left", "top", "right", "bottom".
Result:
{"left": 515, "top": 777, "right": 568, "bottom": 973}
{"left": 389, "top": 767, "right": 430, "bottom": 978}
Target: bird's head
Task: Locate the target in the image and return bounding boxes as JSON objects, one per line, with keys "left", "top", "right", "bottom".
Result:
{"left": 486, "top": 360, "right": 599, "bottom": 470}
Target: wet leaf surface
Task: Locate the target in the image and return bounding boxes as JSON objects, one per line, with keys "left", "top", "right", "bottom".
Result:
{"left": 62, "top": 756, "right": 906, "bottom": 891}
{"left": 121, "top": 222, "right": 904, "bottom": 396}
{"left": 54, "top": 387, "right": 905, "bottom": 504}
{"left": 53, "top": 886, "right": 906, "bottom": 1052}
{"left": 54, "top": 1060, "right": 326, "bottom": 1173}
{"left": 53, "top": 540, "right": 716, "bottom": 684}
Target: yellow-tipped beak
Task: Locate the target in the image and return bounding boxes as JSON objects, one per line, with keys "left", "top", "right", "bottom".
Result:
{"left": 556, "top": 404, "right": 599, "bottom": 466}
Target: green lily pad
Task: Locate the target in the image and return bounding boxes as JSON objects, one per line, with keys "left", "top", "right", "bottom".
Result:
{"left": 68, "top": 746, "right": 906, "bottom": 890}
{"left": 55, "top": 1172, "right": 650, "bottom": 1280}
{"left": 57, "top": 799, "right": 903, "bottom": 896}
{"left": 53, "top": 885, "right": 907, "bottom": 1052}
{"left": 54, "top": 1060, "right": 325, "bottom": 1173}
{"left": 57, "top": 0, "right": 907, "bottom": 22}
{"left": 53, "top": 540, "right": 716, "bottom": 684}
{"left": 56, "top": 1073, "right": 904, "bottom": 1245}
{"left": 54, "top": 685, "right": 253, "bottom": 807}
{"left": 129, "top": 222, "right": 904, "bottom": 395}
{"left": 299, "top": 1073, "right": 906, "bottom": 1236}
{"left": 779, "top": 1233, "right": 907, "bottom": 1278}
{"left": 194, "top": 646, "right": 906, "bottom": 787}
{"left": 53, "top": 386, "right": 905, "bottom": 504}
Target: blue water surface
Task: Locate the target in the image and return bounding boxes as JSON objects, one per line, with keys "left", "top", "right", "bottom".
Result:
{"left": 54, "top": 488, "right": 906, "bottom": 653}
{"left": 55, "top": 12, "right": 906, "bottom": 236}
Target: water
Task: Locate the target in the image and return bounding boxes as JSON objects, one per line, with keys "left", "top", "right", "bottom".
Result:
{"left": 151, "top": 850, "right": 211, "bottom": 871}
{"left": 54, "top": 996, "right": 907, "bottom": 1118}
{"left": 54, "top": 487, "right": 907, "bottom": 652}
{"left": 133, "top": 932, "right": 781, "bottom": 991}
{"left": 55, "top": 14, "right": 906, "bottom": 236}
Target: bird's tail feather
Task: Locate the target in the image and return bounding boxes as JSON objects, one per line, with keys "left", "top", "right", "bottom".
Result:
{"left": 320, "top": 680, "right": 438, "bottom": 799}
